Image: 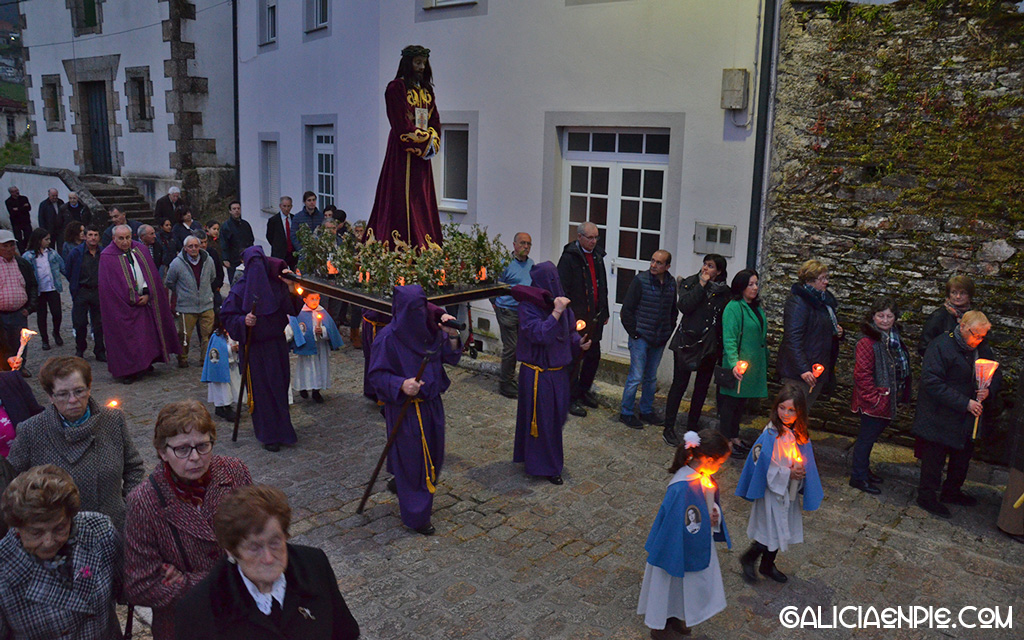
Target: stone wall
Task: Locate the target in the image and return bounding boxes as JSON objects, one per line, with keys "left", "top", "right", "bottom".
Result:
{"left": 761, "top": 0, "right": 1024, "bottom": 458}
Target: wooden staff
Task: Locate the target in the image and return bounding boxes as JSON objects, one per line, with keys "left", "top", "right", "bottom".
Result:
{"left": 357, "top": 349, "right": 436, "bottom": 514}
{"left": 232, "top": 297, "right": 259, "bottom": 442}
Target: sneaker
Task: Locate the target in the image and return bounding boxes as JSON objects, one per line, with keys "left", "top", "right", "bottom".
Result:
{"left": 640, "top": 411, "right": 664, "bottom": 425}
{"left": 916, "top": 495, "right": 952, "bottom": 518}
{"left": 939, "top": 490, "right": 978, "bottom": 507}
{"left": 662, "top": 427, "right": 680, "bottom": 447}
{"left": 568, "top": 401, "right": 587, "bottom": 417}
{"left": 581, "top": 390, "right": 599, "bottom": 408}
{"left": 619, "top": 413, "right": 643, "bottom": 429}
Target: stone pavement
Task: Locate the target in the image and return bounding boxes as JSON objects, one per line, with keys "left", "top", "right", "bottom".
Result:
{"left": 22, "top": 335, "right": 1024, "bottom": 639}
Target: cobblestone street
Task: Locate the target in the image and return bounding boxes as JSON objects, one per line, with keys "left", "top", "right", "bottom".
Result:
{"left": 47, "top": 339, "right": 1024, "bottom": 639}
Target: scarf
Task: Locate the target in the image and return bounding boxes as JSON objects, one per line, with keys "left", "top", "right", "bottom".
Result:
{"left": 952, "top": 325, "right": 974, "bottom": 355}
{"left": 943, "top": 299, "right": 969, "bottom": 323}
{"left": 804, "top": 284, "right": 840, "bottom": 335}
{"left": 162, "top": 460, "right": 212, "bottom": 507}
{"left": 873, "top": 323, "right": 910, "bottom": 389}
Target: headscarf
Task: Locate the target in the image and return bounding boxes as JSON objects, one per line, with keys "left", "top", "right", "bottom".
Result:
{"left": 391, "top": 285, "right": 442, "bottom": 356}
{"left": 530, "top": 262, "right": 569, "bottom": 335}
{"left": 236, "top": 246, "right": 284, "bottom": 316}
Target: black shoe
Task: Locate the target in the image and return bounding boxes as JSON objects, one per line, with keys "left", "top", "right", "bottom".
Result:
{"left": 917, "top": 495, "right": 952, "bottom": 518}
{"left": 414, "top": 523, "right": 435, "bottom": 536}
{"left": 41, "top": 342, "right": 51, "bottom": 351}
{"left": 569, "top": 401, "right": 587, "bottom": 417}
{"left": 122, "top": 374, "right": 136, "bottom": 385}
{"left": 662, "top": 427, "right": 680, "bottom": 447}
{"left": 499, "top": 386, "right": 518, "bottom": 399}
{"left": 640, "top": 412, "right": 664, "bottom": 425}
{"left": 263, "top": 443, "right": 281, "bottom": 452}
{"left": 300, "top": 390, "right": 309, "bottom": 399}
{"left": 54, "top": 335, "right": 64, "bottom": 346}
{"left": 312, "top": 390, "right": 324, "bottom": 403}
{"left": 548, "top": 475, "right": 563, "bottom": 485}
{"left": 75, "top": 350, "right": 84, "bottom": 358}
{"left": 760, "top": 564, "right": 788, "bottom": 583}
{"left": 581, "top": 391, "right": 599, "bottom": 408}
{"left": 221, "top": 406, "right": 237, "bottom": 422}
{"left": 95, "top": 354, "right": 107, "bottom": 362}
{"left": 940, "top": 490, "right": 978, "bottom": 507}
{"left": 619, "top": 413, "right": 643, "bottom": 429}
{"left": 386, "top": 477, "right": 397, "bottom": 494}
{"left": 739, "top": 543, "right": 763, "bottom": 582}
{"left": 849, "top": 478, "right": 881, "bottom": 495}
{"left": 867, "top": 470, "right": 884, "bottom": 484}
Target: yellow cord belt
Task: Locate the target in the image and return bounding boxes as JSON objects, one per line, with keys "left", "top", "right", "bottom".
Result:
{"left": 365, "top": 318, "right": 388, "bottom": 340}
{"left": 408, "top": 398, "right": 437, "bottom": 494}
{"left": 522, "top": 364, "right": 563, "bottom": 437}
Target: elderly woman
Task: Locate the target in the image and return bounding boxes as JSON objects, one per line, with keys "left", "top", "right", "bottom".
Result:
{"left": 912, "top": 311, "right": 1001, "bottom": 518}
{"left": 717, "top": 269, "right": 768, "bottom": 455}
{"left": 776, "top": 259, "right": 844, "bottom": 410}
{"left": 917, "top": 275, "right": 974, "bottom": 357}
{"left": 0, "top": 465, "right": 123, "bottom": 639}
{"left": 176, "top": 484, "right": 360, "bottom": 640}
{"left": 849, "top": 296, "right": 912, "bottom": 494}
{"left": 125, "top": 400, "right": 252, "bottom": 640}
{"left": 7, "top": 356, "right": 144, "bottom": 530}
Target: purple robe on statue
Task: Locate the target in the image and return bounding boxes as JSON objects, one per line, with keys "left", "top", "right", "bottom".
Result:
{"left": 513, "top": 262, "right": 580, "bottom": 478}
{"left": 366, "top": 78, "right": 444, "bottom": 249}
{"left": 221, "top": 247, "right": 298, "bottom": 446}
{"left": 368, "top": 286, "right": 460, "bottom": 530}
{"left": 98, "top": 240, "right": 180, "bottom": 378}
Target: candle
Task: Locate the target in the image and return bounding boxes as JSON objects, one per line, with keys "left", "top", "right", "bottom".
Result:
{"left": 575, "top": 319, "right": 587, "bottom": 332}
{"left": 811, "top": 363, "right": 825, "bottom": 378}
{"left": 973, "top": 359, "right": 999, "bottom": 438}
{"left": 107, "top": 400, "right": 119, "bottom": 408}
{"left": 736, "top": 360, "right": 749, "bottom": 394}
{"left": 295, "top": 286, "right": 304, "bottom": 296}
{"left": 697, "top": 470, "right": 715, "bottom": 490}
{"left": 437, "top": 269, "right": 446, "bottom": 286}
{"left": 397, "top": 276, "right": 406, "bottom": 286}
{"left": 326, "top": 260, "right": 339, "bottom": 275}
{"left": 477, "top": 266, "right": 487, "bottom": 281}
{"left": 15, "top": 328, "right": 37, "bottom": 360}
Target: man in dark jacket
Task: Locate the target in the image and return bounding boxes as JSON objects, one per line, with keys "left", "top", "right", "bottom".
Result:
{"left": 220, "top": 201, "right": 254, "bottom": 284}
{"left": 64, "top": 226, "right": 106, "bottom": 362}
{"left": 0, "top": 230, "right": 38, "bottom": 377}
{"left": 5, "top": 186, "right": 33, "bottom": 252}
{"left": 154, "top": 186, "right": 188, "bottom": 224}
{"left": 56, "top": 192, "right": 92, "bottom": 254}
{"left": 36, "top": 187, "right": 63, "bottom": 239}
{"left": 265, "top": 195, "right": 297, "bottom": 269}
{"left": 911, "top": 311, "right": 1000, "bottom": 518}
{"left": 557, "top": 222, "right": 609, "bottom": 418}
{"left": 618, "top": 250, "right": 677, "bottom": 435}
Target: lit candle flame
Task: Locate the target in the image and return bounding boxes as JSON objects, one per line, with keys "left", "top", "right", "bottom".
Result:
{"left": 107, "top": 400, "right": 119, "bottom": 408}
{"left": 736, "top": 360, "right": 749, "bottom": 374}
{"left": 315, "top": 312, "right": 323, "bottom": 321}
{"left": 326, "top": 260, "right": 339, "bottom": 275}
{"left": 16, "top": 329, "right": 37, "bottom": 359}
{"left": 697, "top": 470, "right": 715, "bottom": 490}
{"left": 397, "top": 276, "right": 405, "bottom": 286}
{"left": 811, "top": 363, "right": 825, "bottom": 378}
{"left": 575, "top": 319, "right": 587, "bottom": 331}
{"left": 477, "top": 266, "right": 487, "bottom": 281}
{"left": 437, "top": 269, "right": 446, "bottom": 286}
{"left": 364, "top": 271, "right": 371, "bottom": 283}
{"left": 296, "top": 286, "right": 304, "bottom": 296}
{"left": 975, "top": 359, "right": 999, "bottom": 387}
{"left": 783, "top": 441, "right": 803, "bottom": 465}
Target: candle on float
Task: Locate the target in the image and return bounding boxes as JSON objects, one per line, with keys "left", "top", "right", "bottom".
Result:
{"left": 397, "top": 276, "right": 406, "bottom": 286}
{"left": 326, "top": 260, "right": 339, "bottom": 275}
{"left": 736, "top": 360, "right": 749, "bottom": 394}
{"left": 15, "top": 329, "right": 37, "bottom": 359}
{"left": 477, "top": 266, "right": 487, "bottom": 281}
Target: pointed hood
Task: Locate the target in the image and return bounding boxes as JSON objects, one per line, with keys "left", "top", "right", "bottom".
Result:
{"left": 530, "top": 261, "right": 564, "bottom": 298}
{"left": 237, "top": 246, "right": 282, "bottom": 316}
{"left": 391, "top": 285, "right": 442, "bottom": 356}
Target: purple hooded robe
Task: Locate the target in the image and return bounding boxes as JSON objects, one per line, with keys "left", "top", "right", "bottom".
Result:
{"left": 98, "top": 239, "right": 180, "bottom": 378}
{"left": 361, "top": 309, "right": 391, "bottom": 401}
{"left": 513, "top": 262, "right": 580, "bottom": 477}
{"left": 220, "top": 247, "right": 298, "bottom": 446}
{"left": 367, "top": 285, "right": 460, "bottom": 529}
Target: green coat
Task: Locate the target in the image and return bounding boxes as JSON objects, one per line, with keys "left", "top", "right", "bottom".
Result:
{"left": 720, "top": 299, "right": 768, "bottom": 398}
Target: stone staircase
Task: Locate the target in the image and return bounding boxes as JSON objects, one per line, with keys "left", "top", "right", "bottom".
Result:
{"left": 78, "top": 176, "right": 154, "bottom": 223}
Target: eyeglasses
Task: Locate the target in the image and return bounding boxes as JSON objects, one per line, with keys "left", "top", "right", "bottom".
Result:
{"left": 239, "top": 534, "right": 287, "bottom": 558}
{"left": 165, "top": 441, "right": 213, "bottom": 459}
{"left": 579, "top": 233, "right": 599, "bottom": 241}
{"left": 52, "top": 388, "right": 89, "bottom": 402}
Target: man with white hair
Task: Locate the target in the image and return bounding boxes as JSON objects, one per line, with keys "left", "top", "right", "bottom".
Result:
{"left": 36, "top": 188, "right": 63, "bottom": 240}
{"left": 98, "top": 224, "right": 179, "bottom": 383}
{"left": 164, "top": 234, "right": 215, "bottom": 367}
{"left": 154, "top": 185, "right": 187, "bottom": 224}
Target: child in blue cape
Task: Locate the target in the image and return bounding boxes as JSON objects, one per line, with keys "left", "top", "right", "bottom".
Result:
{"left": 201, "top": 323, "right": 240, "bottom": 421}
{"left": 288, "top": 292, "right": 343, "bottom": 402}
{"left": 735, "top": 382, "right": 824, "bottom": 583}
{"left": 639, "top": 429, "right": 732, "bottom": 639}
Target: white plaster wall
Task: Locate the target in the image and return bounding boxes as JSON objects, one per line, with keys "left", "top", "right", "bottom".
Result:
{"left": 0, "top": 170, "right": 74, "bottom": 229}
{"left": 22, "top": 1, "right": 175, "bottom": 177}
{"left": 186, "top": 0, "right": 236, "bottom": 165}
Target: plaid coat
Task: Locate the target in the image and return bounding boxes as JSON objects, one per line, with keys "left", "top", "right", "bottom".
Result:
{"left": 0, "top": 511, "right": 122, "bottom": 640}
{"left": 124, "top": 455, "right": 252, "bottom": 640}
{"left": 7, "top": 400, "right": 145, "bottom": 531}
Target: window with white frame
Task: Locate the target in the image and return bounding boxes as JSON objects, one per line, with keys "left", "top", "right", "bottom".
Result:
{"left": 313, "top": 127, "right": 335, "bottom": 209}
{"left": 260, "top": 140, "right": 280, "bottom": 213}
{"left": 437, "top": 125, "right": 468, "bottom": 212}
{"left": 423, "top": 0, "right": 479, "bottom": 8}
{"left": 693, "top": 222, "right": 735, "bottom": 258}
{"left": 259, "top": 0, "right": 277, "bottom": 44}
{"left": 41, "top": 75, "right": 65, "bottom": 131}
{"left": 306, "top": 0, "right": 329, "bottom": 31}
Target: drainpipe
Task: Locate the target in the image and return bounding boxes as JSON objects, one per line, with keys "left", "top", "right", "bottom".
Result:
{"left": 232, "top": 0, "right": 241, "bottom": 193}
{"left": 746, "top": 0, "right": 781, "bottom": 269}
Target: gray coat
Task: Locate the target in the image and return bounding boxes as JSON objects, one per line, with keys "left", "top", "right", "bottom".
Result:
{"left": 164, "top": 249, "right": 215, "bottom": 314}
{"left": 8, "top": 400, "right": 145, "bottom": 530}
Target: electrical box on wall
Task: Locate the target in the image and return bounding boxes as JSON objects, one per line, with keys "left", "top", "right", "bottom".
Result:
{"left": 720, "top": 69, "right": 750, "bottom": 110}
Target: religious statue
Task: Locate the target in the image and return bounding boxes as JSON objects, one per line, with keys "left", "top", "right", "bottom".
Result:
{"left": 366, "top": 45, "right": 444, "bottom": 250}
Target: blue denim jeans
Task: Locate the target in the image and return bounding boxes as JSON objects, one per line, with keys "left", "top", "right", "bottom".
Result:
{"left": 850, "top": 414, "right": 889, "bottom": 482}
{"left": 620, "top": 336, "right": 664, "bottom": 416}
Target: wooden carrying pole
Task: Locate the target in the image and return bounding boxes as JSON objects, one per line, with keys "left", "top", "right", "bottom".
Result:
{"left": 232, "top": 297, "right": 259, "bottom": 442}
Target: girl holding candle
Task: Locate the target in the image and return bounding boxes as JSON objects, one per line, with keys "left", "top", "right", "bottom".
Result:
{"left": 639, "top": 429, "right": 732, "bottom": 639}
{"left": 288, "top": 292, "right": 343, "bottom": 403}
{"left": 736, "top": 383, "right": 823, "bottom": 583}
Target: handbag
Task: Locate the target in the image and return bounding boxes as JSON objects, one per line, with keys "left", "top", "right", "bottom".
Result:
{"left": 715, "top": 310, "right": 744, "bottom": 390}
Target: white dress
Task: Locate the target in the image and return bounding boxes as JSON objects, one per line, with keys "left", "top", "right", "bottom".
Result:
{"left": 292, "top": 334, "right": 333, "bottom": 391}
{"left": 206, "top": 337, "right": 241, "bottom": 406}
{"left": 746, "top": 425, "right": 804, "bottom": 552}
{"left": 637, "top": 466, "right": 727, "bottom": 629}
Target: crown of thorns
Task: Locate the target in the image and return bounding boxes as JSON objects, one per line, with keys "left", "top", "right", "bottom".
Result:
{"left": 401, "top": 45, "right": 431, "bottom": 59}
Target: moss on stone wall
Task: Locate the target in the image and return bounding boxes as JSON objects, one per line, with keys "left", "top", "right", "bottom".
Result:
{"left": 763, "top": 0, "right": 1024, "bottom": 459}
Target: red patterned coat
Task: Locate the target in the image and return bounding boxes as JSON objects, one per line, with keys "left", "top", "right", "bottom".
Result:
{"left": 124, "top": 455, "right": 252, "bottom": 640}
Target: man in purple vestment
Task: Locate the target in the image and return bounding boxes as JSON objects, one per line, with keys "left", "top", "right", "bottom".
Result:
{"left": 366, "top": 45, "right": 444, "bottom": 249}
{"left": 98, "top": 225, "right": 180, "bottom": 384}
{"left": 220, "top": 246, "right": 299, "bottom": 452}
{"left": 368, "top": 286, "right": 460, "bottom": 535}
{"left": 513, "top": 262, "right": 588, "bottom": 485}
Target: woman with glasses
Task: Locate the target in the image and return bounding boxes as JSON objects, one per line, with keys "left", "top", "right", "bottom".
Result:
{"left": 7, "top": 356, "right": 144, "bottom": 530}
{"left": 124, "top": 400, "right": 252, "bottom": 640}
{"left": 177, "top": 484, "right": 360, "bottom": 640}
{"left": 776, "top": 259, "right": 844, "bottom": 410}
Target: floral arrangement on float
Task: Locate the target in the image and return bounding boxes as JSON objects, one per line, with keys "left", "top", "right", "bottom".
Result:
{"left": 295, "top": 220, "right": 510, "bottom": 298}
